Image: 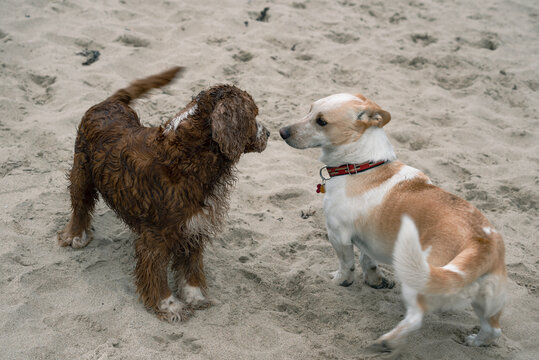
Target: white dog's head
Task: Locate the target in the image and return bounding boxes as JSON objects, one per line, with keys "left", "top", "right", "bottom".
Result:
{"left": 279, "top": 93, "right": 391, "bottom": 149}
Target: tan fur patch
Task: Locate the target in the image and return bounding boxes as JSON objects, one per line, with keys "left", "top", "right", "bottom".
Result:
{"left": 488, "top": 311, "right": 502, "bottom": 328}
{"left": 322, "top": 102, "right": 366, "bottom": 145}
{"left": 417, "top": 294, "right": 428, "bottom": 311}
{"left": 361, "top": 174, "right": 506, "bottom": 295}
{"left": 366, "top": 176, "right": 487, "bottom": 267}
{"left": 345, "top": 161, "right": 405, "bottom": 197}
{"left": 320, "top": 99, "right": 390, "bottom": 146}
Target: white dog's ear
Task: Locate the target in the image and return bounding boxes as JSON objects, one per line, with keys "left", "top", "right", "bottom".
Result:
{"left": 354, "top": 93, "right": 367, "bottom": 101}
{"left": 358, "top": 109, "right": 391, "bottom": 128}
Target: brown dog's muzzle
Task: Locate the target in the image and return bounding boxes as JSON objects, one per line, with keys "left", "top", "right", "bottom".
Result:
{"left": 246, "top": 123, "right": 270, "bottom": 153}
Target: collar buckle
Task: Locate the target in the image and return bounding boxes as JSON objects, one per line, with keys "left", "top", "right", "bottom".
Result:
{"left": 319, "top": 166, "right": 331, "bottom": 182}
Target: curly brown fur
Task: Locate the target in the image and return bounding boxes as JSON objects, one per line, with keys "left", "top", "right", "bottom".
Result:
{"left": 58, "top": 67, "right": 269, "bottom": 320}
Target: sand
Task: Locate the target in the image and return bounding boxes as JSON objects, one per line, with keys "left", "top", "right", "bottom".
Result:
{"left": 0, "top": 0, "right": 538, "bottom": 359}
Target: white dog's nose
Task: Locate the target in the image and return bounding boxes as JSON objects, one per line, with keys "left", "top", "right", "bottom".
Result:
{"left": 279, "top": 126, "right": 291, "bottom": 140}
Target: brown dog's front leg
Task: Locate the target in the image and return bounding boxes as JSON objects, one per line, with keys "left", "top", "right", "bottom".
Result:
{"left": 135, "top": 232, "right": 188, "bottom": 322}
{"left": 172, "top": 244, "right": 211, "bottom": 309}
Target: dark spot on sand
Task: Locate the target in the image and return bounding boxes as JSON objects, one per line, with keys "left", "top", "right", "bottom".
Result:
{"left": 115, "top": 34, "right": 150, "bottom": 48}
{"left": 300, "top": 209, "right": 316, "bottom": 219}
{"left": 389, "top": 12, "right": 406, "bottom": 24}
{"left": 411, "top": 33, "right": 437, "bottom": 46}
{"left": 477, "top": 37, "right": 498, "bottom": 50}
{"left": 77, "top": 49, "right": 100, "bottom": 66}
{"left": 256, "top": 7, "right": 270, "bottom": 22}
{"left": 233, "top": 50, "right": 253, "bottom": 62}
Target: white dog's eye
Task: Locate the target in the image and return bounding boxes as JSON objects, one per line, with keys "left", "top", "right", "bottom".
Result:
{"left": 316, "top": 116, "right": 328, "bottom": 126}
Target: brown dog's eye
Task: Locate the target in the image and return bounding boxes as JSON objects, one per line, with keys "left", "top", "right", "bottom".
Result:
{"left": 316, "top": 116, "right": 327, "bottom": 126}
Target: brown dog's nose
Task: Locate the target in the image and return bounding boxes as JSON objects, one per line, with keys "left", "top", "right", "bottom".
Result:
{"left": 279, "top": 126, "right": 291, "bottom": 140}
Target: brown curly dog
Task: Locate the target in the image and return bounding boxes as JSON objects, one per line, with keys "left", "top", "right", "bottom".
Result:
{"left": 58, "top": 67, "right": 269, "bottom": 321}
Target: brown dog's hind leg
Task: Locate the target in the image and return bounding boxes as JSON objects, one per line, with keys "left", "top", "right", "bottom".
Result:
{"left": 135, "top": 232, "right": 189, "bottom": 322}
{"left": 172, "top": 244, "right": 211, "bottom": 309}
{"left": 58, "top": 152, "right": 97, "bottom": 248}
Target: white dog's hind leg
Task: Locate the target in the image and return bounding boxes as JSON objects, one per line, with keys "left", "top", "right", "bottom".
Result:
{"left": 373, "top": 284, "right": 425, "bottom": 351}
{"left": 466, "top": 309, "right": 502, "bottom": 347}
{"left": 467, "top": 276, "right": 505, "bottom": 346}
{"left": 360, "top": 252, "right": 395, "bottom": 289}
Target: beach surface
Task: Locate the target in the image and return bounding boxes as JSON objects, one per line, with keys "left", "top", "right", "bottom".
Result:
{"left": 0, "top": 0, "right": 538, "bottom": 359}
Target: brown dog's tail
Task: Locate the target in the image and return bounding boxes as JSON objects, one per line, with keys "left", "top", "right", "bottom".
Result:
{"left": 110, "top": 66, "right": 185, "bottom": 104}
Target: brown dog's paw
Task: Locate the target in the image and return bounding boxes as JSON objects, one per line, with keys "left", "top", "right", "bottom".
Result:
{"left": 57, "top": 229, "right": 91, "bottom": 249}
{"left": 57, "top": 230, "right": 72, "bottom": 247}
{"left": 157, "top": 296, "right": 191, "bottom": 322}
{"left": 188, "top": 298, "right": 213, "bottom": 310}
{"left": 182, "top": 285, "right": 213, "bottom": 310}
{"left": 157, "top": 307, "right": 191, "bottom": 323}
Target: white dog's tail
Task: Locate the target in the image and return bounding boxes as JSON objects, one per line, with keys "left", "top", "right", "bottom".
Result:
{"left": 393, "top": 215, "right": 495, "bottom": 294}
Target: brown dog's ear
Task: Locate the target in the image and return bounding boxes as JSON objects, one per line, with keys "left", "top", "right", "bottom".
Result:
{"left": 211, "top": 100, "right": 253, "bottom": 161}
{"left": 358, "top": 109, "right": 391, "bottom": 128}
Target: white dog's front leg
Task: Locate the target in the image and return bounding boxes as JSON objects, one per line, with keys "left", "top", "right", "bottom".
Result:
{"left": 327, "top": 228, "right": 355, "bottom": 287}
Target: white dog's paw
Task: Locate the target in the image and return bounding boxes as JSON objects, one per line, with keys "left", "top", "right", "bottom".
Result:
{"left": 182, "top": 285, "right": 212, "bottom": 309}
{"left": 465, "top": 328, "right": 501, "bottom": 347}
{"left": 158, "top": 295, "right": 190, "bottom": 322}
{"left": 363, "top": 273, "right": 395, "bottom": 289}
{"left": 466, "top": 334, "right": 483, "bottom": 346}
{"left": 330, "top": 270, "right": 354, "bottom": 287}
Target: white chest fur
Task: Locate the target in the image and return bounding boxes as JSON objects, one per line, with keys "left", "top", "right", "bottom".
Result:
{"left": 183, "top": 182, "right": 230, "bottom": 239}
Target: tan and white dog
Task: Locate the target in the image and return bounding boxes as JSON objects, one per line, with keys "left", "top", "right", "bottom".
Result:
{"left": 279, "top": 93, "right": 507, "bottom": 350}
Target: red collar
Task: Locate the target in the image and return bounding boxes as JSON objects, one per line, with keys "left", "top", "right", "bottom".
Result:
{"left": 316, "top": 160, "right": 388, "bottom": 194}
{"left": 322, "top": 160, "right": 387, "bottom": 179}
